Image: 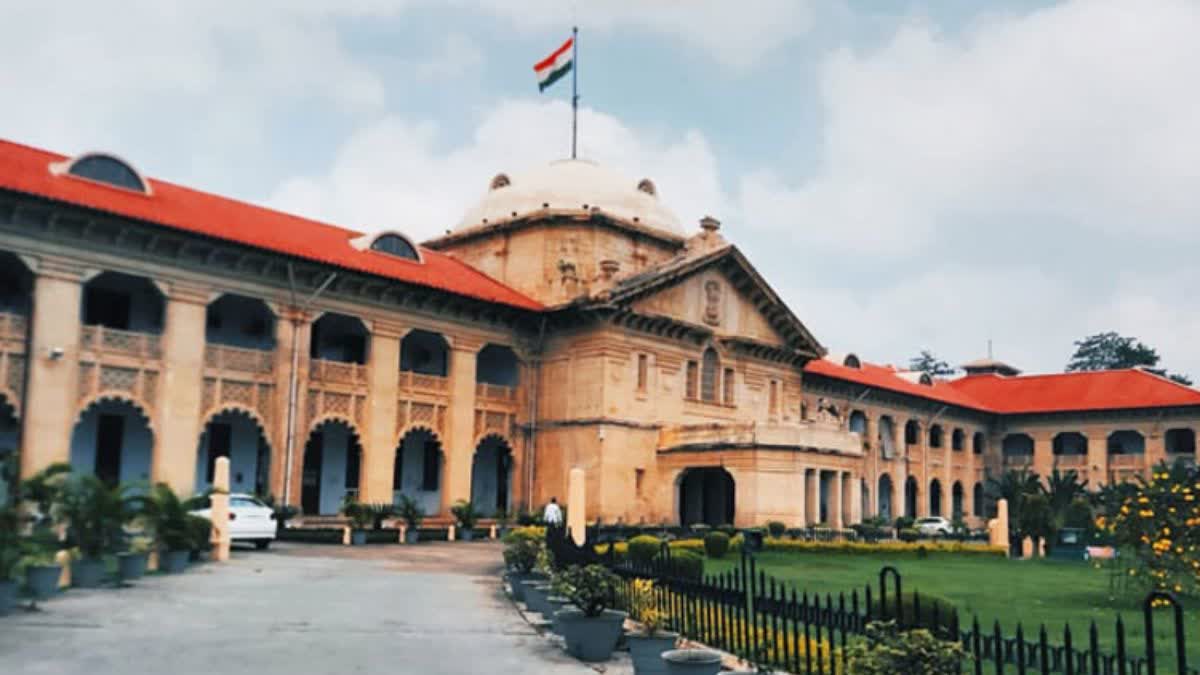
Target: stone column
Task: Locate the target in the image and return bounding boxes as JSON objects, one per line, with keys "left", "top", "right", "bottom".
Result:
{"left": 1146, "top": 430, "right": 1167, "bottom": 472}
{"left": 279, "top": 314, "right": 312, "bottom": 508}
{"left": 806, "top": 468, "right": 819, "bottom": 525}
{"left": 1032, "top": 430, "right": 1054, "bottom": 479}
{"left": 154, "top": 284, "right": 208, "bottom": 495}
{"left": 794, "top": 467, "right": 806, "bottom": 527}
{"left": 848, "top": 472, "right": 862, "bottom": 525}
{"left": 1087, "top": 431, "right": 1109, "bottom": 487}
{"left": 20, "top": 260, "right": 82, "bottom": 476}
{"left": 830, "top": 470, "right": 843, "bottom": 529}
{"left": 360, "top": 323, "right": 401, "bottom": 504}
{"left": 442, "top": 337, "right": 481, "bottom": 512}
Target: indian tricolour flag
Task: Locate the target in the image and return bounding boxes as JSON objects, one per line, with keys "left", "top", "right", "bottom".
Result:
{"left": 534, "top": 36, "right": 574, "bottom": 92}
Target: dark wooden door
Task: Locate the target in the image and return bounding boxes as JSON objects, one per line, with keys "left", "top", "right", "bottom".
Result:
{"left": 95, "top": 414, "right": 124, "bottom": 486}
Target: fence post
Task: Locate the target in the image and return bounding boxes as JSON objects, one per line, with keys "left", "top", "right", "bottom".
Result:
{"left": 1115, "top": 615, "right": 1126, "bottom": 675}
{"left": 1142, "top": 590, "right": 1187, "bottom": 675}
{"left": 879, "top": 566, "right": 902, "bottom": 627}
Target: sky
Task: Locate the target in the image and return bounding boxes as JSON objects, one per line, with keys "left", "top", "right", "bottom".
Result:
{"left": 3, "top": 0, "right": 1198, "bottom": 380}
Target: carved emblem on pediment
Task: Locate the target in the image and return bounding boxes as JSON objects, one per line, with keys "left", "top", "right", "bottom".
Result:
{"left": 703, "top": 280, "right": 722, "bottom": 326}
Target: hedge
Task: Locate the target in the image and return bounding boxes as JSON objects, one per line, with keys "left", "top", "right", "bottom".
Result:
{"left": 763, "top": 539, "right": 1006, "bottom": 557}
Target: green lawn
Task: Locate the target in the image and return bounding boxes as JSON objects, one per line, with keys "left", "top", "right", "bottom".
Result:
{"left": 706, "top": 551, "right": 1198, "bottom": 667}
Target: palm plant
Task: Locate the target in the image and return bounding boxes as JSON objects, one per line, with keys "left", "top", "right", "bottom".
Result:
{"left": 450, "top": 499, "right": 479, "bottom": 531}
{"left": 144, "top": 483, "right": 193, "bottom": 552}
{"left": 395, "top": 494, "right": 424, "bottom": 529}
{"left": 985, "top": 468, "right": 1043, "bottom": 551}
{"left": 17, "top": 462, "right": 71, "bottom": 535}
{"left": 0, "top": 506, "right": 23, "bottom": 582}
{"left": 58, "top": 476, "right": 145, "bottom": 560}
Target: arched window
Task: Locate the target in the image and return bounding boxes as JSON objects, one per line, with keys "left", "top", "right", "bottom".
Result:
{"left": 62, "top": 153, "right": 149, "bottom": 193}
{"left": 370, "top": 234, "right": 420, "bottom": 261}
{"left": 700, "top": 348, "right": 719, "bottom": 403}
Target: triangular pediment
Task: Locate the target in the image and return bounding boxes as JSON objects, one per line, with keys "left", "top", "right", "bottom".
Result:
{"left": 604, "top": 246, "right": 823, "bottom": 358}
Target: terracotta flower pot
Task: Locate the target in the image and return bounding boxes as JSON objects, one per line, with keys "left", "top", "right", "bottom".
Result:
{"left": 627, "top": 631, "right": 679, "bottom": 674}
{"left": 558, "top": 609, "right": 627, "bottom": 662}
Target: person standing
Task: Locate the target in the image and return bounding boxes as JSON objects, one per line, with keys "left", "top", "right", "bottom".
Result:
{"left": 543, "top": 497, "right": 563, "bottom": 526}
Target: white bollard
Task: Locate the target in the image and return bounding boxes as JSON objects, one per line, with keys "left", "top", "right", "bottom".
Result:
{"left": 211, "top": 457, "right": 232, "bottom": 562}
{"left": 568, "top": 467, "right": 586, "bottom": 546}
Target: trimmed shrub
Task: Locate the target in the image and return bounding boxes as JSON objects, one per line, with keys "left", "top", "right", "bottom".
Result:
{"left": 895, "top": 516, "right": 916, "bottom": 531}
{"left": 870, "top": 592, "right": 959, "bottom": 638}
{"left": 667, "top": 549, "right": 704, "bottom": 580}
{"left": 704, "top": 531, "right": 731, "bottom": 559}
{"left": 846, "top": 621, "right": 964, "bottom": 674}
{"left": 185, "top": 514, "right": 213, "bottom": 553}
{"left": 716, "top": 523, "right": 737, "bottom": 536}
{"left": 898, "top": 528, "right": 920, "bottom": 543}
{"left": 762, "top": 538, "right": 1006, "bottom": 557}
{"left": 766, "top": 521, "right": 787, "bottom": 538}
{"left": 628, "top": 535, "right": 663, "bottom": 565}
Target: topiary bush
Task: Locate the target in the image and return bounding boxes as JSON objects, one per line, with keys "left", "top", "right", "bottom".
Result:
{"left": 704, "top": 531, "right": 731, "bottom": 559}
{"left": 898, "top": 528, "right": 920, "bottom": 543}
{"left": 627, "top": 534, "right": 662, "bottom": 566}
{"left": 766, "top": 521, "right": 787, "bottom": 538}
{"left": 716, "top": 523, "right": 737, "bottom": 536}
{"left": 667, "top": 549, "right": 704, "bottom": 580}
{"left": 503, "top": 530, "right": 543, "bottom": 573}
{"left": 554, "top": 564, "right": 620, "bottom": 617}
{"left": 846, "top": 620, "right": 964, "bottom": 675}
{"left": 871, "top": 592, "right": 958, "bottom": 638}
{"left": 895, "top": 516, "right": 916, "bottom": 531}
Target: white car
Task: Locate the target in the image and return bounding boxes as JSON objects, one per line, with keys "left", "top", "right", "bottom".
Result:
{"left": 915, "top": 516, "right": 953, "bottom": 536}
{"left": 189, "top": 493, "right": 277, "bottom": 549}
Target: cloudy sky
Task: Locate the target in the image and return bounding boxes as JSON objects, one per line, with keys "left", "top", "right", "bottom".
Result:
{"left": 4, "top": 0, "right": 1197, "bottom": 380}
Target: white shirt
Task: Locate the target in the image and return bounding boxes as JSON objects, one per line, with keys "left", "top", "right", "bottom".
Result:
{"left": 543, "top": 502, "right": 563, "bottom": 525}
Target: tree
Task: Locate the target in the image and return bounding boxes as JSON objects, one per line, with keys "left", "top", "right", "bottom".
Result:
{"left": 908, "top": 350, "right": 955, "bottom": 378}
{"left": 986, "top": 468, "right": 1043, "bottom": 553}
{"left": 1046, "top": 469, "right": 1088, "bottom": 521}
{"left": 1066, "top": 331, "right": 1192, "bottom": 385}
{"left": 1018, "top": 493, "right": 1055, "bottom": 554}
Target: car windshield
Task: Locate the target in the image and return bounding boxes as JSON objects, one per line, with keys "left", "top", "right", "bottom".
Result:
{"left": 230, "top": 497, "right": 266, "bottom": 508}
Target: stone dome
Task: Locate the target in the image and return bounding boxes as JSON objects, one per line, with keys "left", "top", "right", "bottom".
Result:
{"left": 454, "top": 159, "right": 685, "bottom": 238}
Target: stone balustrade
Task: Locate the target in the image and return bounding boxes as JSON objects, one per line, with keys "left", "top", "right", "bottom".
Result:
{"left": 80, "top": 325, "right": 162, "bottom": 360}
{"left": 309, "top": 358, "right": 367, "bottom": 387}
{"left": 204, "top": 344, "right": 273, "bottom": 375}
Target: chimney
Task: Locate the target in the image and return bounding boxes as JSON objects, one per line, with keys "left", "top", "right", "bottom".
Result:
{"left": 599, "top": 259, "right": 620, "bottom": 280}
{"left": 700, "top": 215, "right": 721, "bottom": 233}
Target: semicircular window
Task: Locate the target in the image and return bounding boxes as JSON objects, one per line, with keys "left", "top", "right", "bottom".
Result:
{"left": 67, "top": 155, "right": 148, "bottom": 193}
{"left": 370, "top": 234, "right": 420, "bottom": 261}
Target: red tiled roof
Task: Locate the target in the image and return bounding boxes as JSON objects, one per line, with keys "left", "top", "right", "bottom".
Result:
{"left": 946, "top": 369, "right": 1200, "bottom": 414}
{"left": 0, "top": 139, "right": 542, "bottom": 311}
{"left": 805, "top": 357, "right": 1200, "bottom": 414}
{"left": 804, "top": 358, "right": 988, "bottom": 409}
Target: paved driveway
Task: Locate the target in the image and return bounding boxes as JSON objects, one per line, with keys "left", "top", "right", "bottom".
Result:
{"left": 2, "top": 542, "right": 614, "bottom": 675}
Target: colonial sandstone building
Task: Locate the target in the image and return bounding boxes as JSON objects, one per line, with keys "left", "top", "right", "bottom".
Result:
{"left": 1, "top": 139, "right": 1198, "bottom": 528}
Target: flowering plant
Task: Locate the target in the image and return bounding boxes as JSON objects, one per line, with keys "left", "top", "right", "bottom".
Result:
{"left": 629, "top": 578, "right": 667, "bottom": 635}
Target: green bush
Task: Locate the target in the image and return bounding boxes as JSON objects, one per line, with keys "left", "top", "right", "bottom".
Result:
{"left": 716, "top": 523, "right": 737, "bottom": 536}
{"left": 450, "top": 500, "right": 480, "bottom": 530}
{"left": 704, "top": 531, "right": 731, "bottom": 558}
{"left": 185, "top": 514, "right": 213, "bottom": 553}
{"left": 871, "top": 592, "right": 958, "bottom": 638}
{"left": 395, "top": 494, "right": 425, "bottom": 529}
{"left": 766, "top": 521, "right": 787, "bottom": 538}
{"left": 503, "top": 534, "right": 542, "bottom": 573}
{"left": 627, "top": 534, "right": 663, "bottom": 565}
{"left": 895, "top": 516, "right": 916, "bottom": 531}
{"left": 554, "top": 564, "right": 620, "bottom": 617}
{"left": 898, "top": 528, "right": 920, "bottom": 543}
{"left": 846, "top": 621, "right": 965, "bottom": 675}
{"left": 667, "top": 549, "right": 704, "bottom": 580}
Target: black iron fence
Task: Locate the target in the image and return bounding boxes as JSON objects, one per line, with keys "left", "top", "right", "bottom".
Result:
{"left": 601, "top": 544, "right": 1195, "bottom": 675}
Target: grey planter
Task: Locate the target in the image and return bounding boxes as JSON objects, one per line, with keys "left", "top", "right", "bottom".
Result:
{"left": 506, "top": 571, "right": 535, "bottom": 601}
{"left": 558, "top": 609, "right": 627, "bottom": 662}
{"left": 159, "top": 550, "right": 190, "bottom": 574}
{"left": 0, "top": 580, "right": 16, "bottom": 615}
{"left": 26, "top": 564, "right": 61, "bottom": 600}
{"left": 459, "top": 528, "right": 475, "bottom": 542}
{"left": 544, "top": 595, "right": 570, "bottom": 634}
{"left": 404, "top": 529, "right": 420, "bottom": 544}
{"left": 350, "top": 530, "right": 368, "bottom": 546}
{"left": 70, "top": 558, "right": 107, "bottom": 588}
{"left": 117, "top": 552, "right": 148, "bottom": 581}
{"left": 661, "top": 649, "right": 723, "bottom": 675}
{"left": 627, "top": 631, "right": 679, "bottom": 674}
{"left": 524, "top": 581, "right": 553, "bottom": 615}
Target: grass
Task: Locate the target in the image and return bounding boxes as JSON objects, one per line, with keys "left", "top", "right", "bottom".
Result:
{"left": 705, "top": 550, "right": 1199, "bottom": 667}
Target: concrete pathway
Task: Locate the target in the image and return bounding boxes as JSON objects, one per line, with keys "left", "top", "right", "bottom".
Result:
{"left": 1, "top": 541, "right": 626, "bottom": 675}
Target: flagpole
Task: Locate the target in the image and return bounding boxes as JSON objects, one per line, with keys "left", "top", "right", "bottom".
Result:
{"left": 571, "top": 26, "right": 578, "bottom": 159}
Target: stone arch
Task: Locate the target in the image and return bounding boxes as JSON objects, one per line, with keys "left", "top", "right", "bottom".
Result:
{"left": 195, "top": 406, "right": 272, "bottom": 496}
{"left": 1002, "top": 433, "right": 1034, "bottom": 457}
{"left": 972, "top": 431, "right": 986, "bottom": 455}
{"left": 951, "top": 428, "right": 965, "bottom": 451}
{"left": 929, "top": 478, "right": 943, "bottom": 516}
{"left": 1052, "top": 431, "right": 1088, "bottom": 456}
{"left": 1107, "top": 430, "right": 1145, "bottom": 455}
{"left": 904, "top": 419, "right": 920, "bottom": 445}
{"left": 0, "top": 393, "right": 18, "bottom": 505}
{"left": 676, "top": 466, "right": 735, "bottom": 527}
{"left": 1166, "top": 428, "right": 1197, "bottom": 457}
{"left": 848, "top": 410, "right": 868, "bottom": 435}
{"left": 952, "top": 481, "right": 965, "bottom": 519}
{"left": 70, "top": 394, "right": 156, "bottom": 487}
{"left": 877, "top": 473, "right": 893, "bottom": 520}
{"left": 972, "top": 482, "right": 985, "bottom": 518}
{"left": 76, "top": 392, "right": 156, "bottom": 438}
{"left": 878, "top": 415, "right": 897, "bottom": 459}
{"left": 929, "top": 424, "right": 944, "bottom": 449}
{"left": 905, "top": 475, "right": 919, "bottom": 518}
{"left": 300, "top": 417, "right": 363, "bottom": 515}
{"left": 393, "top": 425, "right": 444, "bottom": 516}
{"left": 471, "top": 433, "right": 513, "bottom": 516}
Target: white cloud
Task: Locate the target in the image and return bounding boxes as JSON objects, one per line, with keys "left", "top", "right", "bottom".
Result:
{"left": 268, "top": 99, "right": 731, "bottom": 239}
{"left": 411, "top": 33, "right": 484, "bottom": 81}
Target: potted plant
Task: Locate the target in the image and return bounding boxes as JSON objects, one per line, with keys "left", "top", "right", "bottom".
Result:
{"left": 627, "top": 578, "right": 678, "bottom": 674}
{"left": 396, "top": 495, "right": 424, "bottom": 544}
{"left": 117, "top": 535, "right": 153, "bottom": 583}
{"left": 185, "top": 513, "right": 213, "bottom": 560}
{"left": 553, "top": 564, "right": 627, "bottom": 662}
{"left": 502, "top": 529, "right": 542, "bottom": 601}
{"left": 341, "top": 498, "right": 371, "bottom": 545}
{"left": 59, "top": 475, "right": 143, "bottom": 588}
{"left": 451, "top": 500, "right": 479, "bottom": 541}
{"left": 495, "top": 509, "right": 511, "bottom": 538}
{"left": 146, "top": 483, "right": 193, "bottom": 573}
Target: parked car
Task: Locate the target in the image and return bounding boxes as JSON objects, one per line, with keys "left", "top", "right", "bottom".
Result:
{"left": 915, "top": 516, "right": 953, "bottom": 536}
{"left": 188, "top": 493, "right": 276, "bottom": 549}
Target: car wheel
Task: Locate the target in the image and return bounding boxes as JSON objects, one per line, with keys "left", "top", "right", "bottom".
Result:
{"left": 255, "top": 540, "right": 271, "bottom": 550}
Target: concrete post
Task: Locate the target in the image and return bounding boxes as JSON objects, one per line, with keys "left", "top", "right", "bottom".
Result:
{"left": 211, "top": 457, "right": 231, "bottom": 562}
{"left": 567, "top": 467, "right": 586, "bottom": 546}
{"left": 988, "top": 498, "right": 1010, "bottom": 556}
{"left": 20, "top": 262, "right": 82, "bottom": 476}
